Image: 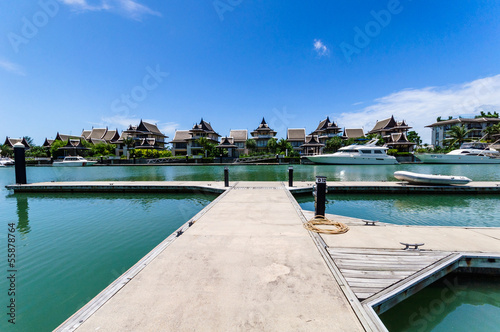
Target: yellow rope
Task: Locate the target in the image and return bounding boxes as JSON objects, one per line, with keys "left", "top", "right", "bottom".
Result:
{"left": 304, "top": 215, "right": 349, "bottom": 234}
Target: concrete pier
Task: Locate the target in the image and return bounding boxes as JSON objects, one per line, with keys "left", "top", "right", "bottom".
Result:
{"left": 5, "top": 180, "right": 498, "bottom": 331}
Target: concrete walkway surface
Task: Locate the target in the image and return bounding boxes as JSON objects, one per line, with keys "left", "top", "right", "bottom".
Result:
{"left": 65, "top": 182, "right": 363, "bottom": 331}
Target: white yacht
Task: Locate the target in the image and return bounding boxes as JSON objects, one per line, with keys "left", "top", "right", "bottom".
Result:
{"left": 305, "top": 139, "right": 398, "bottom": 165}
{"left": 52, "top": 156, "right": 97, "bottom": 167}
{"left": 416, "top": 142, "right": 500, "bottom": 164}
{"left": 0, "top": 157, "right": 15, "bottom": 166}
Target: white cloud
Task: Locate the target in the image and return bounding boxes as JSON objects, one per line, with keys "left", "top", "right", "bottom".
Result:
{"left": 60, "top": 0, "right": 161, "bottom": 20}
{"left": 0, "top": 59, "right": 26, "bottom": 76}
{"left": 336, "top": 75, "right": 500, "bottom": 143}
{"left": 313, "top": 39, "right": 329, "bottom": 57}
{"left": 159, "top": 122, "right": 179, "bottom": 138}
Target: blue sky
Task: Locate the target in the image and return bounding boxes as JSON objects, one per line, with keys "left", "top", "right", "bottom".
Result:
{"left": 1, "top": 0, "right": 500, "bottom": 145}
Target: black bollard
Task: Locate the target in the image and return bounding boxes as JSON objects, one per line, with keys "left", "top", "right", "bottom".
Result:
{"left": 315, "top": 176, "right": 327, "bottom": 217}
{"left": 224, "top": 167, "right": 229, "bottom": 187}
{"left": 13, "top": 142, "right": 27, "bottom": 184}
{"left": 288, "top": 166, "right": 293, "bottom": 187}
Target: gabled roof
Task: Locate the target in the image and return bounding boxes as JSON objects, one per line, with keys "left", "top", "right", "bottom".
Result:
{"left": 343, "top": 128, "right": 365, "bottom": 139}
{"left": 3, "top": 137, "right": 31, "bottom": 148}
{"left": 302, "top": 135, "right": 324, "bottom": 147}
{"left": 43, "top": 138, "right": 54, "bottom": 147}
{"left": 81, "top": 130, "right": 91, "bottom": 139}
{"left": 137, "top": 120, "right": 165, "bottom": 136}
{"left": 216, "top": 137, "right": 238, "bottom": 149}
{"left": 287, "top": 128, "right": 306, "bottom": 141}
{"left": 190, "top": 119, "right": 219, "bottom": 136}
{"left": 229, "top": 130, "right": 248, "bottom": 142}
{"left": 55, "top": 133, "right": 82, "bottom": 142}
{"left": 170, "top": 130, "right": 191, "bottom": 143}
{"left": 388, "top": 132, "right": 415, "bottom": 145}
{"left": 87, "top": 128, "right": 107, "bottom": 140}
{"left": 103, "top": 129, "right": 120, "bottom": 142}
{"left": 251, "top": 118, "right": 277, "bottom": 136}
{"left": 369, "top": 116, "right": 397, "bottom": 133}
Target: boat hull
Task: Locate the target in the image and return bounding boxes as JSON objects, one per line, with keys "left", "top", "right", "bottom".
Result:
{"left": 415, "top": 153, "right": 500, "bottom": 164}
{"left": 305, "top": 155, "right": 398, "bottom": 165}
{"left": 394, "top": 171, "right": 471, "bottom": 185}
{"left": 52, "top": 161, "right": 97, "bottom": 167}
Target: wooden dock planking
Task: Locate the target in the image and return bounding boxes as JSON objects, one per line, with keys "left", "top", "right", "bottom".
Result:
{"left": 327, "top": 247, "right": 451, "bottom": 300}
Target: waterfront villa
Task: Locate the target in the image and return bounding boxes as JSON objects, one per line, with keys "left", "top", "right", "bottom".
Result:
{"left": 170, "top": 130, "right": 190, "bottom": 156}
{"left": 425, "top": 117, "right": 500, "bottom": 147}
{"left": 228, "top": 129, "right": 248, "bottom": 157}
{"left": 286, "top": 128, "right": 306, "bottom": 154}
{"left": 170, "top": 119, "right": 221, "bottom": 156}
{"left": 368, "top": 116, "right": 415, "bottom": 152}
{"left": 216, "top": 137, "right": 238, "bottom": 158}
{"left": 301, "top": 135, "right": 324, "bottom": 155}
{"left": 3, "top": 137, "right": 31, "bottom": 148}
{"left": 250, "top": 118, "right": 277, "bottom": 152}
{"left": 310, "top": 117, "right": 342, "bottom": 145}
{"left": 82, "top": 127, "right": 120, "bottom": 145}
{"left": 119, "top": 120, "right": 167, "bottom": 150}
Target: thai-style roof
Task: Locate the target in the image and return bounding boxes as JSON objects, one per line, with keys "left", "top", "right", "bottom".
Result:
{"left": 54, "top": 133, "right": 83, "bottom": 142}
{"left": 137, "top": 120, "right": 165, "bottom": 136}
{"left": 3, "top": 137, "right": 31, "bottom": 148}
{"left": 134, "top": 138, "right": 159, "bottom": 148}
{"left": 42, "top": 138, "right": 54, "bottom": 147}
{"left": 169, "top": 130, "right": 191, "bottom": 143}
{"left": 216, "top": 137, "right": 238, "bottom": 149}
{"left": 229, "top": 130, "right": 248, "bottom": 142}
{"left": 368, "top": 116, "right": 398, "bottom": 134}
{"left": 189, "top": 119, "right": 220, "bottom": 136}
{"left": 314, "top": 117, "right": 340, "bottom": 132}
{"left": 387, "top": 132, "right": 415, "bottom": 145}
{"left": 88, "top": 138, "right": 106, "bottom": 145}
{"left": 87, "top": 128, "right": 107, "bottom": 140}
{"left": 251, "top": 118, "right": 277, "bottom": 136}
{"left": 81, "top": 130, "right": 91, "bottom": 139}
{"left": 287, "top": 128, "right": 306, "bottom": 141}
{"left": 343, "top": 128, "right": 365, "bottom": 139}
{"left": 425, "top": 117, "right": 500, "bottom": 127}
{"left": 302, "top": 135, "right": 324, "bottom": 147}
{"left": 59, "top": 139, "right": 88, "bottom": 149}
{"left": 103, "top": 129, "right": 120, "bottom": 142}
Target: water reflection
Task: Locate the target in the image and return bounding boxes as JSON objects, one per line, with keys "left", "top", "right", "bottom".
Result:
{"left": 379, "top": 273, "right": 500, "bottom": 332}
{"left": 16, "top": 195, "right": 31, "bottom": 235}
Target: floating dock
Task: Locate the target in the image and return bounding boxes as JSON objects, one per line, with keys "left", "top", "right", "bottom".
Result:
{"left": 5, "top": 181, "right": 500, "bottom": 331}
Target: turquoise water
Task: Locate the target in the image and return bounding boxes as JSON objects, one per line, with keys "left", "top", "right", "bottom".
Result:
{"left": 0, "top": 169, "right": 216, "bottom": 331}
{"left": 379, "top": 273, "right": 500, "bottom": 332}
{"left": 0, "top": 163, "right": 499, "bottom": 183}
{"left": 296, "top": 193, "right": 500, "bottom": 227}
{"left": 0, "top": 164, "right": 498, "bottom": 330}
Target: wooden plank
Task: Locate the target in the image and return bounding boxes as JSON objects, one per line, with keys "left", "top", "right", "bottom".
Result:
{"left": 342, "top": 270, "right": 412, "bottom": 279}
{"left": 345, "top": 277, "right": 401, "bottom": 285}
{"left": 328, "top": 248, "right": 448, "bottom": 256}
{"left": 331, "top": 256, "right": 441, "bottom": 264}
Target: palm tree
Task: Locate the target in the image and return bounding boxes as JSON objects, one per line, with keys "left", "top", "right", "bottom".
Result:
{"left": 123, "top": 137, "right": 135, "bottom": 159}
{"left": 484, "top": 123, "right": 500, "bottom": 140}
{"left": 445, "top": 125, "right": 473, "bottom": 147}
{"left": 245, "top": 139, "right": 256, "bottom": 154}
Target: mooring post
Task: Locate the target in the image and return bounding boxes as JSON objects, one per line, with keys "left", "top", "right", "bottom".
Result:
{"left": 13, "top": 142, "right": 27, "bottom": 184}
{"left": 315, "top": 176, "right": 327, "bottom": 217}
{"left": 224, "top": 166, "right": 229, "bottom": 187}
{"left": 288, "top": 166, "right": 293, "bottom": 187}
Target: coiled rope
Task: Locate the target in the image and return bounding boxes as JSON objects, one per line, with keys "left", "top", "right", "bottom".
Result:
{"left": 304, "top": 215, "right": 349, "bottom": 234}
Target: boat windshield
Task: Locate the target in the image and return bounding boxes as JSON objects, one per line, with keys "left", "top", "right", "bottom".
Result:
{"left": 460, "top": 142, "right": 489, "bottom": 150}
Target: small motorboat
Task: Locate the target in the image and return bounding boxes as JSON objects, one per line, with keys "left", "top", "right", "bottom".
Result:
{"left": 0, "top": 157, "right": 15, "bottom": 166}
{"left": 52, "top": 156, "right": 97, "bottom": 167}
{"left": 394, "top": 171, "right": 472, "bottom": 185}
